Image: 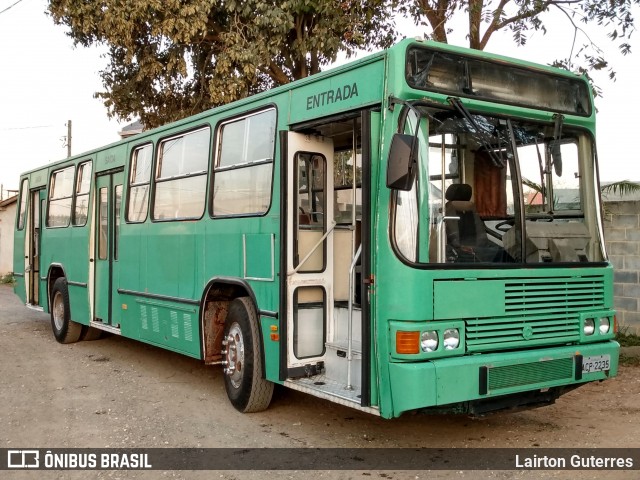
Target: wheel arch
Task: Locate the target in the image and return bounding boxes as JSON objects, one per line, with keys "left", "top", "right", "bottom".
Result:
{"left": 46, "top": 263, "right": 67, "bottom": 311}
{"left": 199, "top": 277, "right": 264, "bottom": 367}
{"left": 49, "top": 273, "right": 83, "bottom": 343}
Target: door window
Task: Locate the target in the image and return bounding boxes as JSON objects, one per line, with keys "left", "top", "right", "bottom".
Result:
{"left": 295, "top": 152, "right": 327, "bottom": 271}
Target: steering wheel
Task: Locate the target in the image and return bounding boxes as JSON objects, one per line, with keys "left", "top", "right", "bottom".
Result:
{"left": 495, "top": 219, "right": 514, "bottom": 232}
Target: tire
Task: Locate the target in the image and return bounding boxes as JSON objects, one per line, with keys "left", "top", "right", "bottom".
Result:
{"left": 81, "top": 326, "right": 104, "bottom": 341}
{"left": 50, "top": 278, "right": 82, "bottom": 344}
{"left": 222, "top": 297, "right": 274, "bottom": 413}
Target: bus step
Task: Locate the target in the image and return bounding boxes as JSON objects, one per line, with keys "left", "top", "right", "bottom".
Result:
{"left": 89, "top": 321, "right": 122, "bottom": 335}
{"left": 287, "top": 374, "right": 361, "bottom": 403}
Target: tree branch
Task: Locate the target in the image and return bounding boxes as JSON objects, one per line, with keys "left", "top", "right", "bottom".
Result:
{"left": 477, "top": 0, "right": 509, "bottom": 50}
{"left": 265, "top": 61, "right": 290, "bottom": 86}
{"left": 494, "top": 0, "right": 554, "bottom": 32}
{"left": 418, "top": 0, "right": 451, "bottom": 43}
{"left": 468, "top": 0, "right": 485, "bottom": 49}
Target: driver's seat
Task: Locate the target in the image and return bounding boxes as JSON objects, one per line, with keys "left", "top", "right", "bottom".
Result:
{"left": 444, "top": 183, "right": 498, "bottom": 262}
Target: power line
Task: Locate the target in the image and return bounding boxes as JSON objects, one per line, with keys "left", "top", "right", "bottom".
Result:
{"left": 0, "top": 125, "right": 53, "bottom": 131}
{"left": 0, "top": 0, "right": 24, "bottom": 16}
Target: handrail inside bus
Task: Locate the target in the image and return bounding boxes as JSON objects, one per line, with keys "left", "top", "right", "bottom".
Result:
{"left": 346, "top": 243, "right": 362, "bottom": 391}
{"left": 288, "top": 221, "right": 337, "bottom": 276}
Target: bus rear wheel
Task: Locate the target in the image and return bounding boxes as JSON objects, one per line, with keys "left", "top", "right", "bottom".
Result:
{"left": 222, "top": 297, "right": 273, "bottom": 413}
{"left": 50, "top": 278, "right": 82, "bottom": 344}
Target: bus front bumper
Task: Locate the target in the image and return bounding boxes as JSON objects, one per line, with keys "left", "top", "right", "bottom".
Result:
{"left": 387, "top": 341, "right": 619, "bottom": 417}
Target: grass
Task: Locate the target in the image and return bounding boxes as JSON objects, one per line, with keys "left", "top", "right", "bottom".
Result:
{"left": 616, "top": 328, "right": 640, "bottom": 366}
{"left": 0, "top": 273, "right": 15, "bottom": 285}
{"left": 619, "top": 354, "right": 640, "bottom": 367}
{"left": 616, "top": 330, "right": 640, "bottom": 347}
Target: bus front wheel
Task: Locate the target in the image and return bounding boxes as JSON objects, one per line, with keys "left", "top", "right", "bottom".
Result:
{"left": 50, "top": 278, "right": 82, "bottom": 344}
{"left": 222, "top": 297, "right": 274, "bottom": 413}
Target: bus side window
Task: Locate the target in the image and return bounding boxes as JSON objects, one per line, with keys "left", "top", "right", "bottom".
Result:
{"left": 213, "top": 108, "right": 276, "bottom": 217}
{"left": 153, "top": 127, "right": 210, "bottom": 221}
{"left": 17, "top": 178, "right": 29, "bottom": 230}
{"left": 73, "top": 161, "right": 92, "bottom": 226}
{"left": 47, "top": 165, "right": 75, "bottom": 228}
{"left": 127, "top": 144, "right": 152, "bottom": 223}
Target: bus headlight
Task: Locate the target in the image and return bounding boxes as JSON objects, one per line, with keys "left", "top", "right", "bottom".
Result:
{"left": 599, "top": 317, "right": 610, "bottom": 334}
{"left": 584, "top": 318, "right": 595, "bottom": 336}
{"left": 443, "top": 329, "right": 460, "bottom": 350}
{"left": 421, "top": 331, "right": 438, "bottom": 352}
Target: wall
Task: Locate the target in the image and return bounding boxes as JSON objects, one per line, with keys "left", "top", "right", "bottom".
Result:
{"left": 0, "top": 199, "right": 17, "bottom": 276}
{"left": 603, "top": 200, "right": 640, "bottom": 334}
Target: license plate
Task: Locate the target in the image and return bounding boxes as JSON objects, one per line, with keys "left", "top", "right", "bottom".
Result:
{"left": 582, "top": 354, "right": 611, "bottom": 373}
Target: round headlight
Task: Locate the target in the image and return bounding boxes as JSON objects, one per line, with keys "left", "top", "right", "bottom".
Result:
{"left": 443, "top": 329, "right": 460, "bottom": 350}
{"left": 599, "top": 317, "right": 610, "bottom": 334}
{"left": 421, "top": 331, "right": 438, "bottom": 352}
{"left": 584, "top": 318, "right": 595, "bottom": 336}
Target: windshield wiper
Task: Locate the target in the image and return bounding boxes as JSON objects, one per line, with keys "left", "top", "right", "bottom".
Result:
{"left": 549, "top": 113, "right": 564, "bottom": 176}
{"left": 447, "top": 97, "right": 506, "bottom": 168}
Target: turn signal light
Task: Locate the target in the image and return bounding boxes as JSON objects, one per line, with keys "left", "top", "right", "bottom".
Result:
{"left": 396, "top": 331, "right": 419, "bottom": 354}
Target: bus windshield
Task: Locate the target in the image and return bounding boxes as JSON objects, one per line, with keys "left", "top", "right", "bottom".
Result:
{"left": 392, "top": 104, "right": 604, "bottom": 266}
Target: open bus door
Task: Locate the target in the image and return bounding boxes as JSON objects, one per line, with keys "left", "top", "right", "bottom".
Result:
{"left": 285, "top": 132, "right": 335, "bottom": 376}
{"left": 14, "top": 181, "right": 45, "bottom": 308}
{"left": 27, "top": 189, "right": 45, "bottom": 306}
{"left": 282, "top": 131, "right": 365, "bottom": 406}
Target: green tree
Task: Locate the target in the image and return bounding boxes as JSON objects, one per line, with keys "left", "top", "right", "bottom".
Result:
{"left": 405, "top": 1, "right": 638, "bottom": 85}
{"left": 601, "top": 180, "right": 640, "bottom": 196}
{"left": 48, "top": 1, "right": 396, "bottom": 127}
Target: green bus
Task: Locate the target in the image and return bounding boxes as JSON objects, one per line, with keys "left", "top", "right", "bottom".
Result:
{"left": 13, "top": 39, "right": 618, "bottom": 418}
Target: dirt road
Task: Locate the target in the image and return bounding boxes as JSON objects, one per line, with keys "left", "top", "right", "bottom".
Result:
{"left": 1, "top": 284, "right": 638, "bottom": 479}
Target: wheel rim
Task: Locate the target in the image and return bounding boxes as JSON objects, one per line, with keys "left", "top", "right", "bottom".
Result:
{"left": 52, "top": 291, "right": 65, "bottom": 331}
{"left": 224, "top": 323, "right": 245, "bottom": 389}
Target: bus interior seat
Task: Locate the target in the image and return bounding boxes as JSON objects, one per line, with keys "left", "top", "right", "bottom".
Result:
{"left": 444, "top": 183, "right": 500, "bottom": 262}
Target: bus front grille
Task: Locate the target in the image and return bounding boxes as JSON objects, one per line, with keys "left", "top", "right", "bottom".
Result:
{"left": 466, "top": 275, "right": 605, "bottom": 352}
{"left": 487, "top": 357, "right": 575, "bottom": 392}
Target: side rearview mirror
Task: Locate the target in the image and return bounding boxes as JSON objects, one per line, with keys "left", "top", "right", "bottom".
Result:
{"left": 386, "top": 133, "right": 417, "bottom": 191}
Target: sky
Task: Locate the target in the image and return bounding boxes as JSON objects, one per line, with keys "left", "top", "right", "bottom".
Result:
{"left": 0, "top": 0, "right": 638, "bottom": 195}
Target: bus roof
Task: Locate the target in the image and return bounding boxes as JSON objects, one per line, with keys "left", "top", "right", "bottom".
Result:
{"left": 19, "top": 38, "right": 588, "bottom": 177}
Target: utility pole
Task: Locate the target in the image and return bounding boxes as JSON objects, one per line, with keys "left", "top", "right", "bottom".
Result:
{"left": 66, "top": 120, "right": 72, "bottom": 157}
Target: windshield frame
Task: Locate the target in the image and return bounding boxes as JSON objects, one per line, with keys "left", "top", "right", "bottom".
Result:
{"left": 389, "top": 101, "right": 607, "bottom": 269}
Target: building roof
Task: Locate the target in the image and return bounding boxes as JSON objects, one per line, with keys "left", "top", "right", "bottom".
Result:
{"left": 0, "top": 194, "right": 17, "bottom": 208}
{"left": 118, "top": 120, "right": 144, "bottom": 138}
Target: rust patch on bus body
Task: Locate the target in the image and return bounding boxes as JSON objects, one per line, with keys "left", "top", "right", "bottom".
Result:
{"left": 203, "top": 300, "right": 228, "bottom": 364}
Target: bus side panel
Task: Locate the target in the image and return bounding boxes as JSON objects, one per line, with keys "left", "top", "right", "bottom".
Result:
{"left": 244, "top": 220, "right": 281, "bottom": 383}
{"left": 202, "top": 214, "right": 281, "bottom": 373}
{"left": 261, "top": 315, "right": 280, "bottom": 381}
{"left": 41, "top": 228, "right": 73, "bottom": 292}
{"left": 136, "top": 221, "right": 202, "bottom": 357}
{"left": 118, "top": 221, "right": 147, "bottom": 340}
{"left": 66, "top": 216, "right": 92, "bottom": 325}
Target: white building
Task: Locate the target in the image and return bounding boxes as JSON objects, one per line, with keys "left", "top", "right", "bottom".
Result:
{"left": 0, "top": 195, "right": 17, "bottom": 276}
